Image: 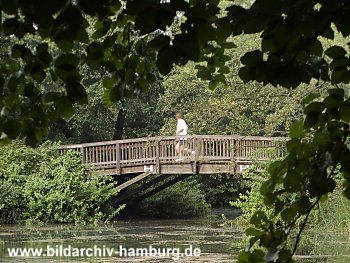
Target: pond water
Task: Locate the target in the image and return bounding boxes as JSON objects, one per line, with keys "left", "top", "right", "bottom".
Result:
{"left": 2, "top": 210, "right": 349, "bottom": 262}
{"left": 0, "top": 217, "right": 243, "bottom": 262}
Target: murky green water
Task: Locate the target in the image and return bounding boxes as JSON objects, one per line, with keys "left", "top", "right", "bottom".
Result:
{"left": 2, "top": 214, "right": 349, "bottom": 262}
{"left": 0, "top": 218, "right": 242, "bottom": 262}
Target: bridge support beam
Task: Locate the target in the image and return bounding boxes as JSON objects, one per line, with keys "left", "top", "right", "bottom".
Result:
{"left": 129, "top": 174, "right": 192, "bottom": 205}
{"left": 115, "top": 172, "right": 151, "bottom": 192}
{"left": 114, "top": 174, "right": 171, "bottom": 205}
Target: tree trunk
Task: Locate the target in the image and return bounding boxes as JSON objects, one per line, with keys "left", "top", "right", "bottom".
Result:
{"left": 113, "top": 108, "right": 125, "bottom": 140}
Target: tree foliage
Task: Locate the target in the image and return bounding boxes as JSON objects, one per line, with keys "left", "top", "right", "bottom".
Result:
{"left": 1, "top": 0, "right": 350, "bottom": 260}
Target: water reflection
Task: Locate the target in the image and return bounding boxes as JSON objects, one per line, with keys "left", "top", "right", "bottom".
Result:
{"left": 0, "top": 219, "right": 242, "bottom": 262}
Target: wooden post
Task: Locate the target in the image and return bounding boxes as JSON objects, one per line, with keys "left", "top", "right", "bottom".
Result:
{"left": 116, "top": 142, "right": 121, "bottom": 175}
{"left": 155, "top": 138, "right": 160, "bottom": 174}
{"left": 230, "top": 137, "right": 236, "bottom": 174}
{"left": 196, "top": 138, "right": 199, "bottom": 161}
{"left": 80, "top": 146, "right": 85, "bottom": 163}
{"left": 193, "top": 136, "right": 199, "bottom": 174}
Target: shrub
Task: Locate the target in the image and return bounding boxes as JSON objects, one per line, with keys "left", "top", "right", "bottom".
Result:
{"left": 230, "top": 165, "right": 272, "bottom": 225}
{"left": 0, "top": 141, "right": 123, "bottom": 224}
{"left": 139, "top": 180, "right": 211, "bottom": 218}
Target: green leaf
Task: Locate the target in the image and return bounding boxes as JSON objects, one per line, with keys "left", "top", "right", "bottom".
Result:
{"left": 245, "top": 227, "right": 263, "bottom": 237}
{"left": 298, "top": 196, "right": 311, "bottom": 214}
{"left": 216, "top": 23, "right": 231, "bottom": 42}
{"left": 37, "top": 52, "right": 53, "bottom": 67}
{"left": 92, "top": 28, "right": 109, "bottom": 39}
{"left": 340, "top": 105, "right": 350, "bottom": 122}
{"left": 304, "top": 102, "right": 324, "bottom": 114}
{"left": 218, "top": 65, "right": 230, "bottom": 74}
{"left": 103, "top": 76, "right": 117, "bottom": 88}
{"left": 221, "top": 42, "right": 237, "bottom": 49}
{"left": 289, "top": 120, "right": 305, "bottom": 139}
{"left": 109, "top": 82, "right": 124, "bottom": 102}
{"left": 249, "top": 249, "right": 265, "bottom": 262}
{"left": 3, "top": 119, "right": 21, "bottom": 139}
{"left": 330, "top": 57, "right": 350, "bottom": 71}
{"left": 250, "top": 211, "right": 269, "bottom": 228}
{"left": 278, "top": 249, "right": 292, "bottom": 262}
{"left": 238, "top": 251, "right": 250, "bottom": 262}
{"left": 331, "top": 69, "right": 349, "bottom": 84}
{"left": 260, "top": 179, "right": 275, "bottom": 195}
{"left": 11, "top": 44, "right": 26, "bottom": 58}
{"left": 55, "top": 53, "right": 80, "bottom": 69}
{"left": 147, "top": 35, "right": 170, "bottom": 49}
{"left": 281, "top": 205, "right": 298, "bottom": 223}
{"left": 65, "top": 82, "right": 88, "bottom": 104}
{"left": 37, "top": 43, "right": 49, "bottom": 53}
{"left": 31, "top": 66, "right": 46, "bottom": 83}
{"left": 208, "top": 79, "right": 219, "bottom": 90}
{"left": 324, "top": 95, "right": 341, "bottom": 109}
{"left": 1, "top": 58, "right": 20, "bottom": 73}
{"left": 55, "top": 97, "right": 74, "bottom": 119}
{"left": 301, "top": 92, "right": 320, "bottom": 106}
{"left": 267, "top": 160, "right": 286, "bottom": 177}
{"left": 304, "top": 112, "right": 319, "bottom": 129}
{"left": 3, "top": 18, "right": 19, "bottom": 35}
{"left": 240, "top": 50, "right": 263, "bottom": 65}
{"left": 284, "top": 172, "right": 303, "bottom": 193}
{"left": 157, "top": 46, "right": 175, "bottom": 75}
{"left": 173, "top": 34, "right": 200, "bottom": 61}
{"left": 325, "top": 46, "right": 346, "bottom": 59}
{"left": 137, "top": 78, "right": 149, "bottom": 92}
{"left": 308, "top": 40, "right": 323, "bottom": 56}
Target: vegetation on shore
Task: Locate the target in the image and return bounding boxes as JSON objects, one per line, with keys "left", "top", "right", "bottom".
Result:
{"left": 0, "top": 141, "right": 123, "bottom": 224}
{"left": 231, "top": 164, "right": 350, "bottom": 261}
{"left": 138, "top": 180, "right": 211, "bottom": 219}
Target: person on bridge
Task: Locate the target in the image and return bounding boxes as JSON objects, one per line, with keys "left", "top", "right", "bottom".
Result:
{"left": 175, "top": 113, "right": 195, "bottom": 161}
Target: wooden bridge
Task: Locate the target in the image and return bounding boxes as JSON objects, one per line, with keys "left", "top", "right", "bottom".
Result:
{"left": 58, "top": 135, "right": 286, "bottom": 205}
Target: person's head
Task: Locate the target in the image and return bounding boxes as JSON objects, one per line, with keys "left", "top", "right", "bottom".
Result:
{"left": 175, "top": 113, "right": 182, "bottom": 120}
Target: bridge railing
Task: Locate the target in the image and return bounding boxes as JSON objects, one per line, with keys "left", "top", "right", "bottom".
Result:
{"left": 58, "top": 135, "right": 287, "bottom": 173}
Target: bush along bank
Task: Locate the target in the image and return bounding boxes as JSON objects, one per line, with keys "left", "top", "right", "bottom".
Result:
{"left": 0, "top": 141, "right": 123, "bottom": 224}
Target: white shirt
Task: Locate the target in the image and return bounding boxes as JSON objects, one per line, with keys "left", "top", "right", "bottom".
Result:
{"left": 176, "top": 119, "right": 188, "bottom": 136}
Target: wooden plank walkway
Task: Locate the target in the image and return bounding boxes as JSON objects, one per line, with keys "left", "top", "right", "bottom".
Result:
{"left": 58, "top": 135, "right": 287, "bottom": 175}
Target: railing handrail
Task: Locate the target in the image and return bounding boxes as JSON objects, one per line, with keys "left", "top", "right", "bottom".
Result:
{"left": 57, "top": 135, "right": 287, "bottom": 175}
{"left": 57, "top": 135, "right": 288, "bottom": 149}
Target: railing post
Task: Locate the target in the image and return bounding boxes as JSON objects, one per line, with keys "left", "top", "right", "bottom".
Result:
{"left": 193, "top": 136, "right": 199, "bottom": 174}
{"left": 195, "top": 136, "right": 200, "bottom": 163}
{"left": 155, "top": 138, "right": 160, "bottom": 174}
{"left": 116, "top": 142, "right": 121, "bottom": 175}
{"left": 80, "top": 146, "right": 85, "bottom": 163}
{"left": 230, "top": 137, "right": 236, "bottom": 174}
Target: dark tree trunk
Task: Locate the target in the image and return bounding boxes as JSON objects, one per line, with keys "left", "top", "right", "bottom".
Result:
{"left": 113, "top": 108, "right": 125, "bottom": 140}
{"left": 56, "top": 119, "right": 72, "bottom": 138}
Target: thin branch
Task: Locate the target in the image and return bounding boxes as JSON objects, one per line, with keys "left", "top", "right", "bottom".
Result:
{"left": 288, "top": 165, "right": 338, "bottom": 261}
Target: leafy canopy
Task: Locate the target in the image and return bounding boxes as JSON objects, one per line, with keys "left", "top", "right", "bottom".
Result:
{"left": 1, "top": 0, "right": 350, "bottom": 260}
{"left": 1, "top": 0, "right": 350, "bottom": 145}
